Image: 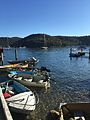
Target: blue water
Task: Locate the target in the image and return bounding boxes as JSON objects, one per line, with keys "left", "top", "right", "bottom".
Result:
{"left": 1, "top": 47, "right": 90, "bottom": 120}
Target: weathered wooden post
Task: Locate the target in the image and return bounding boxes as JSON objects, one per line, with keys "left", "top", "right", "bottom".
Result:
{"left": 15, "top": 48, "right": 17, "bottom": 60}
{"left": 0, "top": 87, "right": 13, "bottom": 120}
{"left": 89, "top": 49, "right": 90, "bottom": 59}
{"left": 0, "top": 48, "right": 4, "bottom": 65}
{"left": 70, "top": 48, "right": 72, "bottom": 54}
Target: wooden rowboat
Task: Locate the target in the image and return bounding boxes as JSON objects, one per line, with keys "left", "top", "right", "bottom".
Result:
{"left": 47, "top": 103, "right": 90, "bottom": 120}
{"left": 0, "top": 80, "right": 39, "bottom": 114}
{"left": 8, "top": 69, "right": 50, "bottom": 89}
{"left": 59, "top": 102, "right": 90, "bottom": 120}
{"left": 8, "top": 57, "right": 39, "bottom": 66}
{"left": 0, "top": 64, "right": 19, "bottom": 69}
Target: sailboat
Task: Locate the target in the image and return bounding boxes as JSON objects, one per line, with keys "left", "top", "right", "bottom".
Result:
{"left": 7, "top": 36, "right": 11, "bottom": 49}
{"left": 41, "top": 34, "right": 48, "bottom": 49}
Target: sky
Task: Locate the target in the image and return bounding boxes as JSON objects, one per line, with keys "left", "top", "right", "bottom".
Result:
{"left": 0, "top": 0, "right": 90, "bottom": 37}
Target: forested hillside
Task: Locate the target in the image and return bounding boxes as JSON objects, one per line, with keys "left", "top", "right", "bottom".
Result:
{"left": 0, "top": 34, "right": 90, "bottom": 47}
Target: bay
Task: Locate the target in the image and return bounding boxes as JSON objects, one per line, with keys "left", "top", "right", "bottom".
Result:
{"left": 1, "top": 47, "right": 90, "bottom": 120}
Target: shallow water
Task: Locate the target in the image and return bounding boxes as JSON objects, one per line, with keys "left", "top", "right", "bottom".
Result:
{"left": 1, "top": 47, "right": 90, "bottom": 120}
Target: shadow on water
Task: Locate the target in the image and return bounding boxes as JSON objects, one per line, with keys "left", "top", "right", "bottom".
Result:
{"left": 0, "top": 101, "right": 6, "bottom": 120}
{"left": 11, "top": 112, "right": 27, "bottom": 120}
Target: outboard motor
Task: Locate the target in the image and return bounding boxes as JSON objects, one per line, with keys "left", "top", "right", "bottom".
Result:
{"left": 41, "top": 67, "right": 50, "bottom": 72}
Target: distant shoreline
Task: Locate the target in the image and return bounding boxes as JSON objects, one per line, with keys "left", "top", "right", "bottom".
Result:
{"left": 0, "top": 33, "right": 90, "bottom": 48}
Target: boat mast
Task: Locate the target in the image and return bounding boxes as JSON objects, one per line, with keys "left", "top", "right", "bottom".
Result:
{"left": 44, "top": 34, "right": 47, "bottom": 47}
{"left": 7, "top": 36, "right": 10, "bottom": 48}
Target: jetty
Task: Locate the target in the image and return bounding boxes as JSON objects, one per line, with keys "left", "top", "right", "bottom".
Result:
{"left": 0, "top": 87, "right": 13, "bottom": 120}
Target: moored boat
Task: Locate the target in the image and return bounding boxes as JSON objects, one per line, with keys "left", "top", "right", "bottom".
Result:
{"left": 69, "top": 53, "right": 81, "bottom": 57}
{"left": 0, "top": 63, "right": 29, "bottom": 75}
{"left": 8, "top": 67, "right": 51, "bottom": 89}
{"left": 0, "top": 80, "right": 39, "bottom": 114}
{"left": 69, "top": 48, "right": 85, "bottom": 57}
{"left": 41, "top": 46, "right": 48, "bottom": 50}
{"left": 41, "top": 34, "right": 48, "bottom": 50}
{"left": 78, "top": 51, "right": 85, "bottom": 56}
{"left": 0, "top": 63, "right": 19, "bottom": 69}
{"left": 8, "top": 57, "right": 39, "bottom": 66}
{"left": 11, "top": 75, "right": 50, "bottom": 89}
{"left": 59, "top": 102, "right": 90, "bottom": 120}
{"left": 47, "top": 102, "right": 90, "bottom": 120}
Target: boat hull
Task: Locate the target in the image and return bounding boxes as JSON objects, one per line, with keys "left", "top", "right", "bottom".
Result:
{"left": 69, "top": 53, "right": 81, "bottom": 57}
{"left": 60, "top": 102, "right": 90, "bottom": 120}
{"left": 8, "top": 58, "right": 39, "bottom": 66}
{"left": 47, "top": 103, "right": 90, "bottom": 120}
{"left": 0, "top": 64, "right": 19, "bottom": 69}
{"left": 6, "top": 92, "right": 36, "bottom": 114}
{"left": 8, "top": 69, "right": 51, "bottom": 89}
{"left": 41, "top": 47, "right": 48, "bottom": 50}
{"left": 14, "top": 78, "right": 50, "bottom": 89}
{"left": 0, "top": 80, "right": 37, "bottom": 114}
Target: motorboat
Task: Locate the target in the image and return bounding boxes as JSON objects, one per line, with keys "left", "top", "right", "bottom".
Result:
{"left": 69, "top": 48, "right": 85, "bottom": 57}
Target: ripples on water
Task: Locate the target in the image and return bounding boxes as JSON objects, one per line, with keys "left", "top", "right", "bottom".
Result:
{"left": 1, "top": 47, "right": 90, "bottom": 120}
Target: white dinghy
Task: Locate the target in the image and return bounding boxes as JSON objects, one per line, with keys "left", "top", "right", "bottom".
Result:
{"left": 0, "top": 80, "right": 39, "bottom": 114}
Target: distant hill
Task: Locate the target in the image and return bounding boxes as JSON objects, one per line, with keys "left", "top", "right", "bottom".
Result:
{"left": 15, "top": 34, "right": 62, "bottom": 47}
{"left": 0, "top": 34, "right": 90, "bottom": 47}
{"left": 0, "top": 37, "right": 22, "bottom": 47}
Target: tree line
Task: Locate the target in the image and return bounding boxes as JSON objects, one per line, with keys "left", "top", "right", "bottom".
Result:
{"left": 0, "top": 34, "right": 90, "bottom": 47}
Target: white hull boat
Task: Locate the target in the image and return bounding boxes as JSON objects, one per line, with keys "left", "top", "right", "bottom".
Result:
{"left": 0, "top": 80, "right": 39, "bottom": 114}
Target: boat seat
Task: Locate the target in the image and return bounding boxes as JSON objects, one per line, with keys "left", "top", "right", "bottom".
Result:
{"left": 73, "top": 111, "right": 85, "bottom": 120}
{"left": 74, "top": 117, "right": 85, "bottom": 120}
{"left": 3, "top": 92, "right": 11, "bottom": 99}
